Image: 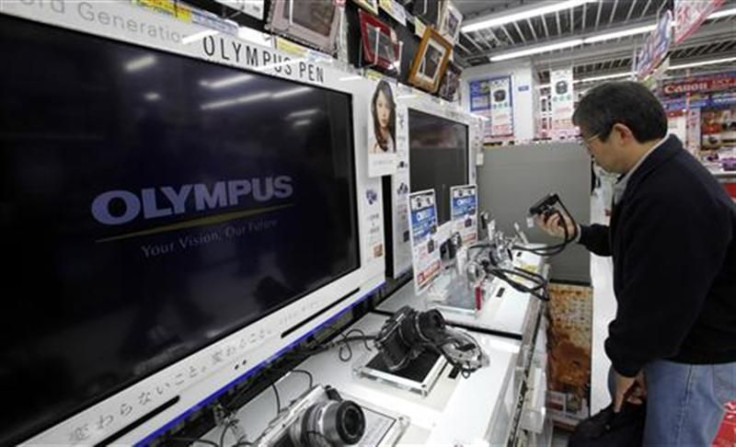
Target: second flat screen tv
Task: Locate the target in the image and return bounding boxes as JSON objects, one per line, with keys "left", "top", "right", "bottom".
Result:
{"left": 409, "top": 110, "right": 469, "bottom": 225}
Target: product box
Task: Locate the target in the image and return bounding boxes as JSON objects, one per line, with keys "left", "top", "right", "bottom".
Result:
{"left": 545, "top": 282, "right": 593, "bottom": 429}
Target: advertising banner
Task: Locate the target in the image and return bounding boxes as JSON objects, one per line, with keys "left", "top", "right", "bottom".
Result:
{"left": 469, "top": 79, "right": 493, "bottom": 142}
{"left": 391, "top": 105, "right": 412, "bottom": 276}
{"left": 408, "top": 190, "right": 442, "bottom": 295}
{"left": 489, "top": 76, "right": 514, "bottom": 138}
{"left": 550, "top": 68, "right": 576, "bottom": 139}
{"left": 674, "top": 0, "right": 725, "bottom": 44}
{"left": 687, "top": 107, "right": 701, "bottom": 153}
{"left": 636, "top": 10, "right": 672, "bottom": 79}
{"left": 450, "top": 185, "right": 478, "bottom": 246}
{"left": 368, "top": 80, "right": 398, "bottom": 177}
{"left": 662, "top": 72, "right": 736, "bottom": 96}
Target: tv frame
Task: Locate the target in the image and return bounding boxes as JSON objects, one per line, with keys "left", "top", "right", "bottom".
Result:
{"left": 0, "top": 3, "right": 385, "bottom": 445}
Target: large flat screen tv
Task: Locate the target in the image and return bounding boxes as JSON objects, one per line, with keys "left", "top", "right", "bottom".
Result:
{"left": 409, "top": 110, "right": 469, "bottom": 225}
{"left": 0, "top": 14, "right": 359, "bottom": 445}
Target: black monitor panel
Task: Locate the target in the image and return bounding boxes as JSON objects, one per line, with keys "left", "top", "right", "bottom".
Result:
{"left": 408, "top": 109, "right": 469, "bottom": 225}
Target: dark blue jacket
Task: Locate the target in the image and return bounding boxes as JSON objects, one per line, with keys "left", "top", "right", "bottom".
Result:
{"left": 579, "top": 135, "right": 736, "bottom": 377}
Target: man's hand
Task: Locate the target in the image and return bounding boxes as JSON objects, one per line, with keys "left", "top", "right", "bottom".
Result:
{"left": 534, "top": 211, "right": 577, "bottom": 240}
{"left": 613, "top": 370, "right": 646, "bottom": 412}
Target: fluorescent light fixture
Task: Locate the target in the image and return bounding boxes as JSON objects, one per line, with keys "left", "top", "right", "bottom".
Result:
{"left": 200, "top": 74, "right": 254, "bottom": 89}
{"left": 182, "top": 29, "right": 219, "bottom": 45}
{"left": 293, "top": 119, "right": 312, "bottom": 127}
{"left": 339, "top": 75, "right": 364, "bottom": 81}
{"left": 144, "top": 92, "right": 161, "bottom": 101}
{"left": 201, "top": 91, "right": 271, "bottom": 110}
{"left": 396, "top": 94, "right": 417, "bottom": 100}
{"left": 287, "top": 109, "right": 320, "bottom": 118}
{"left": 490, "top": 39, "right": 583, "bottom": 62}
{"left": 125, "top": 55, "right": 156, "bottom": 72}
{"left": 708, "top": 7, "right": 736, "bottom": 19}
{"left": 256, "top": 58, "right": 305, "bottom": 71}
{"left": 667, "top": 56, "right": 736, "bottom": 70}
{"left": 272, "top": 86, "right": 312, "bottom": 99}
{"left": 583, "top": 24, "right": 656, "bottom": 44}
{"left": 574, "top": 72, "right": 632, "bottom": 83}
{"left": 462, "top": 0, "right": 598, "bottom": 33}
{"left": 537, "top": 84, "right": 551, "bottom": 89}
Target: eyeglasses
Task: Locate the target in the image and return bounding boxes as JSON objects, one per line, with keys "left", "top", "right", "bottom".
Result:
{"left": 578, "top": 133, "right": 600, "bottom": 152}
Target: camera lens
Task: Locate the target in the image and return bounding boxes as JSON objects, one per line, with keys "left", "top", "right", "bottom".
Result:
{"left": 290, "top": 400, "right": 365, "bottom": 446}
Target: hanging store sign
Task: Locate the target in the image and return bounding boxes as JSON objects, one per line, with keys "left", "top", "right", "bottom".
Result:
{"left": 635, "top": 10, "right": 672, "bottom": 79}
{"left": 674, "top": 0, "right": 725, "bottom": 44}
{"left": 489, "top": 75, "right": 514, "bottom": 138}
{"left": 550, "top": 67, "right": 576, "bottom": 139}
{"left": 663, "top": 74, "right": 736, "bottom": 96}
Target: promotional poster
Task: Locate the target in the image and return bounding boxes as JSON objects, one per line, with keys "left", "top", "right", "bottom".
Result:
{"left": 368, "top": 79, "right": 398, "bottom": 177}
{"left": 550, "top": 68, "right": 576, "bottom": 140}
{"left": 391, "top": 105, "right": 413, "bottom": 276}
{"left": 489, "top": 76, "right": 514, "bottom": 138}
{"left": 408, "top": 190, "right": 442, "bottom": 295}
{"left": 450, "top": 185, "right": 478, "bottom": 246}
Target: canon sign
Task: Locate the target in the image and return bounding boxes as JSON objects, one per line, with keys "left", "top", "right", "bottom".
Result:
{"left": 663, "top": 75, "right": 736, "bottom": 96}
{"left": 91, "top": 176, "right": 293, "bottom": 225}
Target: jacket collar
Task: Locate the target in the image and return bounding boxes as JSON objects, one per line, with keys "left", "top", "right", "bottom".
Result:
{"left": 617, "top": 134, "right": 682, "bottom": 205}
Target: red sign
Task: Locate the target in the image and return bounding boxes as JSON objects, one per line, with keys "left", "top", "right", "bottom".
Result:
{"left": 711, "top": 400, "right": 736, "bottom": 446}
{"left": 663, "top": 75, "right": 736, "bottom": 96}
{"left": 674, "top": 0, "right": 725, "bottom": 44}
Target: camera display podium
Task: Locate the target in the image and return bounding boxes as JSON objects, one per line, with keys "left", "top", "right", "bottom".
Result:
{"left": 201, "top": 312, "right": 522, "bottom": 446}
{"left": 377, "top": 249, "right": 546, "bottom": 340}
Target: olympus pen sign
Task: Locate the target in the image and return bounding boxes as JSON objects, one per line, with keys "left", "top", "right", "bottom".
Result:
{"left": 6, "top": 0, "right": 326, "bottom": 85}
{"left": 92, "top": 176, "right": 293, "bottom": 225}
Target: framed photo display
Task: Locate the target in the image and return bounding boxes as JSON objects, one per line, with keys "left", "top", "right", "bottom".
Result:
{"left": 412, "top": 0, "right": 440, "bottom": 27}
{"left": 409, "top": 28, "right": 453, "bottom": 93}
{"left": 359, "top": 10, "right": 401, "bottom": 72}
{"left": 353, "top": 0, "right": 379, "bottom": 15}
{"left": 266, "top": 0, "right": 341, "bottom": 54}
{"left": 439, "top": 1, "right": 463, "bottom": 44}
{"left": 438, "top": 61, "right": 462, "bottom": 102}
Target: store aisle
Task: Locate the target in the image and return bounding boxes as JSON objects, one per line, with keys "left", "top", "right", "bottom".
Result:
{"left": 589, "top": 190, "right": 617, "bottom": 414}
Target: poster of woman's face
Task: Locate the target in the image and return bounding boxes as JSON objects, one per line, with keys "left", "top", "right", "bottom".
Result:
{"left": 368, "top": 80, "right": 398, "bottom": 177}
{"left": 370, "top": 80, "right": 396, "bottom": 154}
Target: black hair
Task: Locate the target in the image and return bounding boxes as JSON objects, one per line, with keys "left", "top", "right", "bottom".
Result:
{"left": 572, "top": 81, "right": 667, "bottom": 143}
{"left": 371, "top": 80, "right": 396, "bottom": 152}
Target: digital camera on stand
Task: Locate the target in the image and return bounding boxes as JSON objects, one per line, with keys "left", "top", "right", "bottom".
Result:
{"left": 254, "top": 385, "right": 365, "bottom": 447}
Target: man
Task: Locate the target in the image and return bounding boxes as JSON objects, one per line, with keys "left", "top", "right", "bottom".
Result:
{"left": 537, "top": 81, "right": 736, "bottom": 445}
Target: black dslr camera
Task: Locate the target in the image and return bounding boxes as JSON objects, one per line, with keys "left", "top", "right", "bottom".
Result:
{"left": 375, "top": 306, "right": 445, "bottom": 372}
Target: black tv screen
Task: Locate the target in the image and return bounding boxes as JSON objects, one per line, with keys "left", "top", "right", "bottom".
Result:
{"left": 409, "top": 110, "right": 469, "bottom": 225}
{"left": 0, "top": 15, "right": 359, "bottom": 445}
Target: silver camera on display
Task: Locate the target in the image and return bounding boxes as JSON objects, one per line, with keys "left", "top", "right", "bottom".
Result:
{"left": 254, "top": 385, "right": 365, "bottom": 447}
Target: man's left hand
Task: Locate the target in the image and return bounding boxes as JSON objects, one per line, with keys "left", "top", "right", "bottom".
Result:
{"left": 613, "top": 370, "right": 646, "bottom": 412}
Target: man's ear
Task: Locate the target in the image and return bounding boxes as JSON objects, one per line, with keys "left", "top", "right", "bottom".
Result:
{"left": 611, "top": 123, "right": 635, "bottom": 144}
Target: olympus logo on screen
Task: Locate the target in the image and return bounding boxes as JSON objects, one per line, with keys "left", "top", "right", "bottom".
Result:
{"left": 91, "top": 176, "right": 293, "bottom": 225}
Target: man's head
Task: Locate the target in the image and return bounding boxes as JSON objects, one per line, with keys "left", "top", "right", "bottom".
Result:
{"left": 573, "top": 81, "right": 667, "bottom": 173}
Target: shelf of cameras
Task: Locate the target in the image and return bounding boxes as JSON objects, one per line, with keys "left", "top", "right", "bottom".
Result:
{"left": 201, "top": 311, "right": 521, "bottom": 446}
